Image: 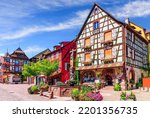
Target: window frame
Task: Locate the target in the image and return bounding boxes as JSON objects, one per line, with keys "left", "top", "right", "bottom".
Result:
{"left": 104, "top": 31, "right": 112, "bottom": 42}
{"left": 93, "top": 21, "right": 99, "bottom": 30}
{"left": 104, "top": 49, "right": 112, "bottom": 59}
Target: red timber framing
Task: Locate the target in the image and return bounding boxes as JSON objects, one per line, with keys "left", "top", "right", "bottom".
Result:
{"left": 75, "top": 3, "right": 148, "bottom": 88}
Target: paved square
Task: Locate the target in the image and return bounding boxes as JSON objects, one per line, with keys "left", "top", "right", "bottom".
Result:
{"left": 0, "top": 84, "right": 149, "bottom": 101}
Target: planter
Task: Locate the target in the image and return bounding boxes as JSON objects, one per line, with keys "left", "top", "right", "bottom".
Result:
{"left": 69, "top": 83, "right": 75, "bottom": 87}
{"left": 40, "top": 88, "right": 48, "bottom": 92}
{"left": 33, "top": 90, "right": 39, "bottom": 94}
{"left": 120, "top": 99, "right": 135, "bottom": 101}
{"left": 74, "top": 97, "right": 79, "bottom": 101}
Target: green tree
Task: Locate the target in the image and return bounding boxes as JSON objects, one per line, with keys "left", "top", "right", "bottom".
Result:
{"left": 142, "top": 66, "right": 150, "bottom": 77}
{"left": 37, "top": 59, "right": 59, "bottom": 77}
{"left": 22, "top": 62, "right": 40, "bottom": 84}
{"left": 22, "top": 60, "right": 59, "bottom": 84}
{"left": 74, "top": 58, "right": 80, "bottom": 85}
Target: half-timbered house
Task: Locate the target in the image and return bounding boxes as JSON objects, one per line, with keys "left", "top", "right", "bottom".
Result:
{"left": 0, "top": 47, "right": 29, "bottom": 83}
{"left": 76, "top": 3, "right": 148, "bottom": 89}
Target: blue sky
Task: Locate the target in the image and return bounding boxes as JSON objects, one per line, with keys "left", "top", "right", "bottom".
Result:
{"left": 0, "top": 0, "right": 150, "bottom": 58}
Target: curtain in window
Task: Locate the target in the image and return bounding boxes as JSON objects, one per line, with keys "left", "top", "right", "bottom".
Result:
{"left": 85, "top": 38, "right": 90, "bottom": 46}
{"left": 85, "top": 53, "right": 91, "bottom": 61}
{"left": 105, "top": 49, "right": 112, "bottom": 59}
{"left": 105, "top": 31, "right": 112, "bottom": 42}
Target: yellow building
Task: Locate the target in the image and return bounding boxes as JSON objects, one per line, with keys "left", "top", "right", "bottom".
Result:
{"left": 129, "top": 21, "right": 146, "bottom": 39}
{"left": 145, "top": 31, "right": 150, "bottom": 65}
{"left": 146, "top": 30, "right": 150, "bottom": 40}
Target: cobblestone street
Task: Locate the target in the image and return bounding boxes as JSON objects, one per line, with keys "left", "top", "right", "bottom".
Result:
{"left": 0, "top": 84, "right": 149, "bottom": 101}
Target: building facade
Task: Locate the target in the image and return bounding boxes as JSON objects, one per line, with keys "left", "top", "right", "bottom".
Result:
{"left": 29, "top": 49, "right": 51, "bottom": 84}
{"left": 45, "top": 41, "right": 76, "bottom": 85}
{"left": 0, "top": 47, "right": 29, "bottom": 83}
{"left": 30, "top": 49, "right": 51, "bottom": 63}
{"left": 76, "top": 3, "right": 148, "bottom": 89}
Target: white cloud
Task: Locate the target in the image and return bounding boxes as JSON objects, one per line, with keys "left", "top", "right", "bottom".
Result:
{"left": 113, "top": 0, "right": 150, "bottom": 18}
{"left": 0, "top": 53, "right": 4, "bottom": 56}
{"left": 0, "top": 9, "right": 90, "bottom": 40}
{"left": 24, "top": 46, "right": 45, "bottom": 54}
{"left": 33, "top": 0, "right": 98, "bottom": 9}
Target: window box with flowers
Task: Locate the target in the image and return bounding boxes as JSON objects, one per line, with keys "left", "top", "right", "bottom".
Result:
{"left": 84, "top": 45, "right": 92, "bottom": 52}
{"left": 83, "top": 60, "right": 92, "bottom": 66}
{"left": 103, "top": 58, "right": 114, "bottom": 64}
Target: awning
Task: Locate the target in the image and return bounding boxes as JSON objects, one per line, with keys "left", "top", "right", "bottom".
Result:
{"left": 76, "top": 62, "right": 124, "bottom": 70}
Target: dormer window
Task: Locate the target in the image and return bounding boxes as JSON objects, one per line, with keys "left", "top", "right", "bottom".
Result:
{"left": 94, "top": 21, "right": 99, "bottom": 30}
{"left": 61, "top": 43, "right": 64, "bottom": 47}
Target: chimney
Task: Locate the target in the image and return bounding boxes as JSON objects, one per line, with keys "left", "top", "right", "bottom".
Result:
{"left": 125, "top": 18, "right": 130, "bottom": 24}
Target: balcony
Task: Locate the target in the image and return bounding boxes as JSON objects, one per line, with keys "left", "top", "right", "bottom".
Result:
{"left": 83, "top": 45, "right": 92, "bottom": 52}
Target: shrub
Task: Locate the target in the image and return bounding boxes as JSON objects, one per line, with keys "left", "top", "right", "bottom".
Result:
{"left": 80, "top": 85, "right": 95, "bottom": 94}
{"left": 79, "top": 94, "right": 85, "bottom": 101}
{"left": 28, "top": 87, "right": 34, "bottom": 94}
{"left": 71, "top": 88, "right": 80, "bottom": 100}
{"left": 136, "top": 82, "right": 139, "bottom": 89}
{"left": 138, "top": 78, "right": 143, "bottom": 87}
{"left": 95, "top": 82, "right": 101, "bottom": 90}
{"left": 114, "top": 83, "right": 121, "bottom": 91}
{"left": 84, "top": 96, "right": 93, "bottom": 101}
{"left": 120, "top": 91, "right": 126, "bottom": 100}
{"left": 31, "top": 85, "right": 39, "bottom": 93}
{"left": 128, "top": 92, "right": 136, "bottom": 101}
{"left": 40, "top": 84, "right": 49, "bottom": 90}
{"left": 120, "top": 91, "right": 136, "bottom": 101}
{"left": 67, "top": 80, "right": 77, "bottom": 86}
{"left": 40, "top": 81, "right": 45, "bottom": 87}
{"left": 56, "top": 81, "right": 66, "bottom": 86}
{"left": 86, "top": 92, "right": 103, "bottom": 101}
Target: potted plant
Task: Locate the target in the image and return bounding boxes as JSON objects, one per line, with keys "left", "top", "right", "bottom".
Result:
{"left": 95, "top": 82, "right": 101, "bottom": 90}
{"left": 114, "top": 83, "right": 121, "bottom": 91}
{"left": 28, "top": 85, "right": 39, "bottom": 94}
{"left": 128, "top": 92, "right": 136, "bottom": 101}
{"left": 68, "top": 80, "right": 77, "bottom": 87}
{"left": 31, "top": 85, "right": 39, "bottom": 94}
{"left": 40, "top": 84, "right": 49, "bottom": 91}
{"left": 71, "top": 88, "right": 80, "bottom": 101}
{"left": 120, "top": 91, "right": 127, "bottom": 101}
{"left": 56, "top": 81, "right": 66, "bottom": 86}
{"left": 86, "top": 91, "right": 103, "bottom": 101}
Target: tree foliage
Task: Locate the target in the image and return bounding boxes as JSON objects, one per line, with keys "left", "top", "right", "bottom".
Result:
{"left": 22, "top": 60, "right": 59, "bottom": 77}
{"left": 142, "top": 66, "right": 150, "bottom": 77}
